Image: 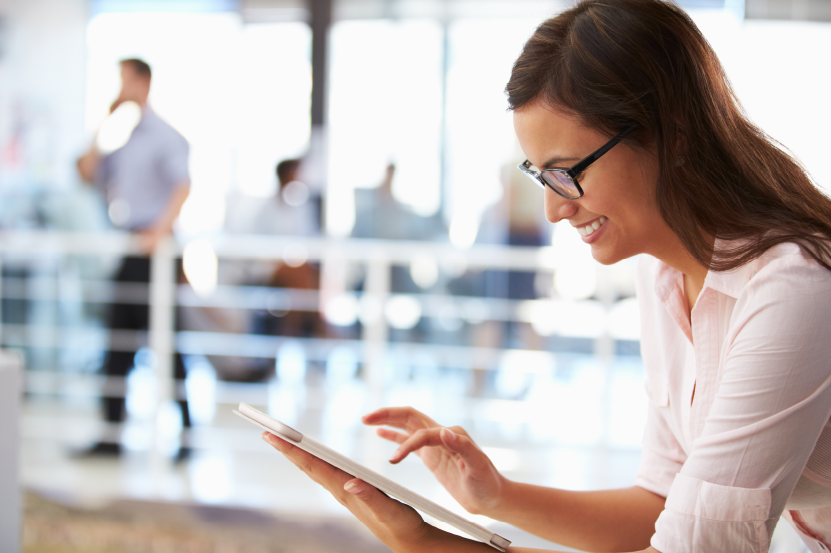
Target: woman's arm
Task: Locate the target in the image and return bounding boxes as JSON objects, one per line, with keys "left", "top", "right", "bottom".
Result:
{"left": 363, "top": 407, "right": 665, "bottom": 552}
{"left": 263, "top": 431, "right": 660, "bottom": 553}
{"left": 493, "top": 483, "right": 665, "bottom": 552}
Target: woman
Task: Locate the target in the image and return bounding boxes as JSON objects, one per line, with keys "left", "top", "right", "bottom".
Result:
{"left": 263, "top": 0, "right": 831, "bottom": 551}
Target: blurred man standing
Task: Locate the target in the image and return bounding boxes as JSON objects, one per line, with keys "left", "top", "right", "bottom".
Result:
{"left": 77, "top": 58, "right": 191, "bottom": 459}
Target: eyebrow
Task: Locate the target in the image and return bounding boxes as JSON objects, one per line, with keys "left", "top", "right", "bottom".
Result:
{"left": 540, "top": 155, "right": 581, "bottom": 170}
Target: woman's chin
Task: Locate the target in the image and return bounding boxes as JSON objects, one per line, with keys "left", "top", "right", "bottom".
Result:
{"left": 589, "top": 243, "right": 627, "bottom": 266}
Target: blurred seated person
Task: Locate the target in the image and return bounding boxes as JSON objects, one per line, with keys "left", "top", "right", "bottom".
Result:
{"left": 464, "top": 161, "right": 548, "bottom": 395}
{"left": 201, "top": 160, "right": 323, "bottom": 381}
{"left": 475, "top": 159, "right": 548, "bottom": 300}
{"left": 352, "top": 163, "right": 429, "bottom": 241}
{"left": 222, "top": 158, "right": 319, "bottom": 284}
{"left": 252, "top": 159, "right": 319, "bottom": 238}
{"left": 351, "top": 163, "right": 433, "bottom": 295}
{"left": 258, "top": 159, "right": 322, "bottom": 338}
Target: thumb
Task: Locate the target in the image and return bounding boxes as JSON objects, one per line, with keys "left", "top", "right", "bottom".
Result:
{"left": 344, "top": 479, "right": 397, "bottom": 524}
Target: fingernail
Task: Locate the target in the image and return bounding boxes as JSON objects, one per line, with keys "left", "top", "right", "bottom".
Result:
{"left": 262, "top": 432, "right": 274, "bottom": 443}
{"left": 443, "top": 428, "right": 456, "bottom": 442}
{"left": 344, "top": 482, "right": 363, "bottom": 494}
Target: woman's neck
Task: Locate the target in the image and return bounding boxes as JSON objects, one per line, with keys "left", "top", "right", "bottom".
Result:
{"left": 652, "top": 235, "right": 711, "bottom": 313}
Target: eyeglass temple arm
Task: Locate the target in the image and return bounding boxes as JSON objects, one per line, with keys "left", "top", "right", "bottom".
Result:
{"left": 567, "top": 123, "right": 639, "bottom": 177}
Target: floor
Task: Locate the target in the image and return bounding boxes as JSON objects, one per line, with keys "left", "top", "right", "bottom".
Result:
{"left": 21, "top": 383, "right": 803, "bottom": 553}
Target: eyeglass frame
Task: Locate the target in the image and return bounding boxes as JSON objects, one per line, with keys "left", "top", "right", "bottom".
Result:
{"left": 518, "top": 122, "right": 639, "bottom": 200}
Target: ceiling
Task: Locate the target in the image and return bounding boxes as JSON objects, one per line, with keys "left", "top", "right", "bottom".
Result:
{"left": 93, "top": 0, "right": 831, "bottom": 23}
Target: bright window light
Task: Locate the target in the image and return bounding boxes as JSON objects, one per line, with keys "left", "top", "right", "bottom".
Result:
{"left": 182, "top": 239, "right": 219, "bottom": 296}
{"left": 385, "top": 295, "right": 423, "bottom": 330}
{"left": 691, "top": 11, "right": 831, "bottom": 192}
{"left": 95, "top": 101, "right": 142, "bottom": 154}
{"left": 323, "top": 293, "right": 359, "bottom": 326}
{"left": 444, "top": 18, "right": 540, "bottom": 233}
{"left": 327, "top": 19, "right": 444, "bottom": 235}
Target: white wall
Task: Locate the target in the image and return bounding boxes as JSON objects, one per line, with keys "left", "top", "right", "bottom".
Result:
{"left": 0, "top": 0, "right": 88, "bottom": 193}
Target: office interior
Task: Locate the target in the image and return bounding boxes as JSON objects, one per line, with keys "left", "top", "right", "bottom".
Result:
{"left": 0, "top": 0, "right": 829, "bottom": 551}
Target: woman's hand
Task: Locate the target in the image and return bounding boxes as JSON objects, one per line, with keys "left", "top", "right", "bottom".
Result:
{"left": 261, "top": 426, "right": 586, "bottom": 553}
{"left": 362, "top": 407, "right": 508, "bottom": 517}
{"left": 261, "top": 431, "right": 437, "bottom": 552}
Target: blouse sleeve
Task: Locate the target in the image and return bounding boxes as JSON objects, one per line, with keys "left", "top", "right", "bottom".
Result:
{"left": 635, "top": 396, "right": 687, "bottom": 500}
{"left": 651, "top": 255, "right": 831, "bottom": 553}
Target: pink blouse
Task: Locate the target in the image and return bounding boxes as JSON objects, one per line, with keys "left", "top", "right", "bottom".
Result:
{"left": 634, "top": 242, "right": 831, "bottom": 553}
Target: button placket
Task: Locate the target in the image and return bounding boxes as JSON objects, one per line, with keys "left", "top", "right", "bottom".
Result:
{"left": 689, "top": 290, "right": 718, "bottom": 440}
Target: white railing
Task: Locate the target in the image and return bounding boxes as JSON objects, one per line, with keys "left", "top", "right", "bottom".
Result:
{"left": 0, "top": 230, "right": 638, "bottom": 473}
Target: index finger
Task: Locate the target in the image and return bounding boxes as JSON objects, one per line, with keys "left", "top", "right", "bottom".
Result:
{"left": 361, "top": 406, "right": 439, "bottom": 432}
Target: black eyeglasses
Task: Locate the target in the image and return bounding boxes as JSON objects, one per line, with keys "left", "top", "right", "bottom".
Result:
{"left": 518, "top": 123, "right": 638, "bottom": 199}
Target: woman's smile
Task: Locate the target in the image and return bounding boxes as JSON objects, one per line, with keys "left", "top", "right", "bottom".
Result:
{"left": 575, "top": 215, "right": 608, "bottom": 243}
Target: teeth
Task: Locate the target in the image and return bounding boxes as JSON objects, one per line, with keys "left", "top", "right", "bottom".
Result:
{"left": 579, "top": 216, "right": 607, "bottom": 237}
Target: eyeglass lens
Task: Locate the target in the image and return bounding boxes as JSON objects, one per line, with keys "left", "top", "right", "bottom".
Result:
{"left": 542, "top": 170, "right": 581, "bottom": 198}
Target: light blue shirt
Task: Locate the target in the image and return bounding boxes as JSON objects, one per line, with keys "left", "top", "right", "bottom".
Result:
{"left": 97, "top": 107, "right": 190, "bottom": 230}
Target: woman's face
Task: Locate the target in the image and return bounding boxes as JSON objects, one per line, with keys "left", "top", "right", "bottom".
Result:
{"left": 513, "top": 101, "right": 672, "bottom": 265}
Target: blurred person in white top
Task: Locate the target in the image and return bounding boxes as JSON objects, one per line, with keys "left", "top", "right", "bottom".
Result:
{"left": 223, "top": 158, "right": 318, "bottom": 284}
{"left": 206, "top": 159, "right": 322, "bottom": 381}
{"left": 251, "top": 158, "right": 318, "bottom": 237}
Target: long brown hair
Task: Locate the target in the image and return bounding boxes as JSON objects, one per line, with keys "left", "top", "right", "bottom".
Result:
{"left": 507, "top": 0, "right": 831, "bottom": 272}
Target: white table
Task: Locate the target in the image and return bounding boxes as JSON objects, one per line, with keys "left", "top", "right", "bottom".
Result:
{"left": 0, "top": 350, "right": 22, "bottom": 553}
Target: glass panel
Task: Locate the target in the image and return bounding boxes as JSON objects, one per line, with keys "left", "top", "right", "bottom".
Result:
{"left": 444, "top": 18, "right": 542, "bottom": 245}
{"left": 327, "top": 19, "right": 443, "bottom": 236}
{"left": 232, "top": 23, "right": 312, "bottom": 197}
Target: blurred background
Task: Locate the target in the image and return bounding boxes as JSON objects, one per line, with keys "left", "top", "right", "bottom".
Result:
{"left": 0, "top": 0, "right": 829, "bottom": 551}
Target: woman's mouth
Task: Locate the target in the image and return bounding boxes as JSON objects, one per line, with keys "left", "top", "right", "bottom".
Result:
{"left": 577, "top": 216, "right": 607, "bottom": 237}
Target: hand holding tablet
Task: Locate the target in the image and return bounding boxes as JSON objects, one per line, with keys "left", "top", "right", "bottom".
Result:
{"left": 234, "top": 403, "right": 511, "bottom": 551}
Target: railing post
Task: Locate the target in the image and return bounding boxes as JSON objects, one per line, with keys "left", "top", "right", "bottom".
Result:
{"left": 361, "top": 252, "right": 391, "bottom": 472}
{"left": 0, "top": 350, "right": 23, "bottom": 553}
{"left": 149, "top": 238, "right": 176, "bottom": 475}
{"left": 362, "top": 253, "right": 390, "bottom": 410}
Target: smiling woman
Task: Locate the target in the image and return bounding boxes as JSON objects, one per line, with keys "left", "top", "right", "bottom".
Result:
{"left": 263, "top": 1, "right": 831, "bottom": 553}
{"left": 507, "top": 0, "right": 831, "bottom": 276}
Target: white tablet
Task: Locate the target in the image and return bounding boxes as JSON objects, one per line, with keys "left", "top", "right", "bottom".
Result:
{"left": 233, "top": 403, "right": 511, "bottom": 552}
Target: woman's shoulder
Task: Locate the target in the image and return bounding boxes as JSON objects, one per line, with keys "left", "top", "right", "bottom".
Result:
{"left": 747, "top": 241, "right": 830, "bottom": 284}
{"left": 729, "top": 241, "right": 831, "bottom": 306}
{"left": 634, "top": 243, "right": 831, "bottom": 304}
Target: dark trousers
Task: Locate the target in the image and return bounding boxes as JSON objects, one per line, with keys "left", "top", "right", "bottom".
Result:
{"left": 102, "top": 256, "right": 191, "bottom": 429}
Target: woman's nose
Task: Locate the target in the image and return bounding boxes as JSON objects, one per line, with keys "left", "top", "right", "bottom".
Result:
{"left": 543, "top": 186, "right": 578, "bottom": 223}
